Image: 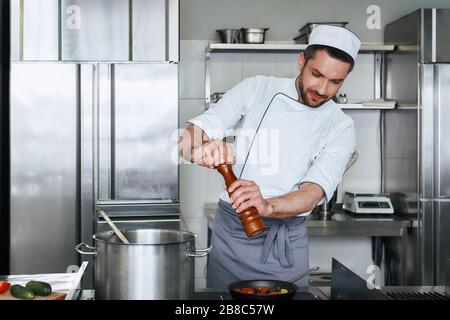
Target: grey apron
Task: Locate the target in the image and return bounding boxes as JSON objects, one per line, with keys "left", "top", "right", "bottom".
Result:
{"left": 207, "top": 199, "right": 309, "bottom": 290}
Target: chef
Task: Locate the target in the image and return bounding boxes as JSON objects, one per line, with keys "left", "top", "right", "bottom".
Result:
{"left": 179, "top": 25, "right": 361, "bottom": 289}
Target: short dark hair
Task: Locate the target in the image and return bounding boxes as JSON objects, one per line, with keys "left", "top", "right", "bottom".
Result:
{"left": 303, "top": 44, "right": 355, "bottom": 73}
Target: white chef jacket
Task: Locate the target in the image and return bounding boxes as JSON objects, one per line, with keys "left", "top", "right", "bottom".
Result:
{"left": 188, "top": 76, "right": 356, "bottom": 216}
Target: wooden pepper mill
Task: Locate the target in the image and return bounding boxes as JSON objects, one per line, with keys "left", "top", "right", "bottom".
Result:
{"left": 216, "top": 163, "right": 266, "bottom": 237}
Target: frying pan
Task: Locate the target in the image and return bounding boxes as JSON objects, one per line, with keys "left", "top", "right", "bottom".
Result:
{"left": 228, "top": 266, "right": 319, "bottom": 300}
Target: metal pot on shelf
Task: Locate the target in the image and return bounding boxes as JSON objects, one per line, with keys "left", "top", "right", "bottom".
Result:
{"left": 216, "top": 29, "right": 242, "bottom": 43}
{"left": 75, "top": 229, "right": 212, "bottom": 300}
{"left": 241, "top": 28, "right": 269, "bottom": 44}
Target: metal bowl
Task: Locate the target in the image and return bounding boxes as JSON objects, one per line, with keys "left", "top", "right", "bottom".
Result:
{"left": 241, "top": 28, "right": 269, "bottom": 44}
{"left": 216, "top": 29, "right": 241, "bottom": 43}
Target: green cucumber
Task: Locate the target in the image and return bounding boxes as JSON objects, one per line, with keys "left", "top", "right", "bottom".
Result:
{"left": 25, "top": 281, "right": 52, "bottom": 296}
{"left": 10, "top": 284, "right": 34, "bottom": 300}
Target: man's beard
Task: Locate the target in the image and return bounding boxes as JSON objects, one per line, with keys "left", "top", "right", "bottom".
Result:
{"left": 297, "top": 73, "right": 331, "bottom": 108}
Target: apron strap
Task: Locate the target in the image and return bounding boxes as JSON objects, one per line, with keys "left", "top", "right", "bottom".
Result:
{"left": 260, "top": 220, "right": 294, "bottom": 268}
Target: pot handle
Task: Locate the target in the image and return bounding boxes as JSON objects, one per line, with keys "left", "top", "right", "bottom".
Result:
{"left": 75, "top": 243, "right": 96, "bottom": 256}
{"left": 186, "top": 246, "right": 213, "bottom": 259}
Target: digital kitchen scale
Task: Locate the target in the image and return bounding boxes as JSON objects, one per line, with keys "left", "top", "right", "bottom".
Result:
{"left": 342, "top": 192, "right": 394, "bottom": 215}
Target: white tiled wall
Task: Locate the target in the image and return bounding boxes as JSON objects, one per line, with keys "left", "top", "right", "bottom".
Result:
{"left": 180, "top": 40, "right": 209, "bottom": 99}
{"left": 179, "top": 40, "right": 381, "bottom": 287}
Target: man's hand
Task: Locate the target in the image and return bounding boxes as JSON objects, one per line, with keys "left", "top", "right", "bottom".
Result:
{"left": 227, "top": 179, "right": 273, "bottom": 217}
{"left": 192, "top": 139, "right": 235, "bottom": 169}
{"left": 178, "top": 124, "right": 234, "bottom": 169}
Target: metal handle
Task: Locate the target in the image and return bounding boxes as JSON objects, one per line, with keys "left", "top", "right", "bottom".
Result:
{"left": 287, "top": 266, "right": 320, "bottom": 284}
{"left": 75, "top": 243, "right": 96, "bottom": 256}
{"left": 186, "top": 246, "right": 213, "bottom": 259}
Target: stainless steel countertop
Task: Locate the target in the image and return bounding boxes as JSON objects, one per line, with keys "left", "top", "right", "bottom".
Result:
{"left": 204, "top": 203, "right": 413, "bottom": 237}
{"left": 78, "top": 287, "right": 330, "bottom": 300}
{"left": 317, "top": 286, "right": 449, "bottom": 300}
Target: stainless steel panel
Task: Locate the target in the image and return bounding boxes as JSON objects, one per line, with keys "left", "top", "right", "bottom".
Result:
{"left": 384, "top": 9, "right": 420, "bottom": 51}
{"left": 80, "top": 64, "right": 95, "bottom": 244}
{"left": 385, "top": 9, "right": 450, "bottom": 63}
{"left": 435, "top": 64, "right": 450, "bottom": 197}
{"left": 436, "top": 10, "right": 450, "bottom": 62}
{"left": 384, "top": 109, "right": 418, "bottom": 160}
{"left": 420, "top": 9, "right": 435, "bottom": 63}
{"left": 383, "top": 228, "right": 420, "bottom": 286}
{"left": 11, "top": 0, "right": 59, "bottom": 61}
{"left": 97, "top": 64, "right": 113, "bottom": 200}
{"left": 113, "top": 63, "right": 178, "bottom": 200}
{"left": 436, "top": 201, "right": 450, "bottom": 285}
{"left": 61, "top": 0, "right": 129, "bottom": 61}
{"left": 419, "top": 201, "right": 435, "bottom": 285}
{"left": 385, "top": 52, "right": 418, "bottom": 104}
{"left": 10, "top": 63, "right": 78, "bottom": 273}
{"left": 167, "top": 0, "right": 179, "bottom": 62}
{"left": 132, "top": 0, "right": 166, "bottom": 61}
{"left": 383, "top": 108, "right": 418, "bottom": 217}
{"left": 384, "top": 9, "right": 419, "bottom": 107}
{"left": 96, "top": 202, "right": 180, "bottom": 217}
{"left": 419, "top": 64, "right": 435, "bottom": 199}
{"left": 22, "top": 0, "right": 59, "bottom": 60}
{"left": 10, "top": 0, "right": 20, "bottom": 61}
{"left": 97, "top": 218, "right": 180, "bottom": 233}
{"left": 79, "top": 64, "right": 95, "bottom": 288}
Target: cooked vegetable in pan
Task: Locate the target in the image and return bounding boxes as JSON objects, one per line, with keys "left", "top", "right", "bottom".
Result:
{"left": 234, "top": 287, "right": 289, "bottom": 295}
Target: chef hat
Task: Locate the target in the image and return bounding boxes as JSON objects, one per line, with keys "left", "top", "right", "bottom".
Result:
{"left": 308, "top": 25, "right": 361, "bottom": 61}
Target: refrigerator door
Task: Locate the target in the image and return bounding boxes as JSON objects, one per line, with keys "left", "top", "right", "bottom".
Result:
{"left": 419, "top": 63, "right": 450, "bottom": 285}
{"left": 434, "top": 64, "right": 450, "bottom": 198}
{"left": 10, "top": 63, "right": 78, "bottom": 274}
{"left": 433, "top": 64, "right": 450, "bottom": 285}
{"left": 418, "top": 201, "right": 435, "bottom": 285}
{"left": 420, "top": 64, "right": 450, "bottom": 199}
{"left": 97, "top": 63, "right": 179, "bottom": 202}
{"left": 419, "top": 64, "right": 436, "bottom": 200}
{"left": 114, "top": 63, "right": 178, "bottom": 200}
{"left": 418, "top": 64, "right": 436, "bottom": 285}
{"left": 436, "top": 201, "right": 450, "bottom": 285}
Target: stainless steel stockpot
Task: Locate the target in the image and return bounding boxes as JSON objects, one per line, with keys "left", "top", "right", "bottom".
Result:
{"left": 76, "top": 229, "right": 212, "bottom": 300}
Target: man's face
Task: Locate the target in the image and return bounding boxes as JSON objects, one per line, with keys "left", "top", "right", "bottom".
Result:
{"left": 297, "top": 50, "right": 351, "bottom": 108}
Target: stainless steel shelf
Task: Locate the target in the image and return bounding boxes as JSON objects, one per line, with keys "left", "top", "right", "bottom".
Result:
{"left": 204, "top": 42, "right": 395, "bottom": 107}
{"left": 207, "top": 43, "right": 395, "bottom": 53}
{"left": 207, "top": 102, "right": 397, "bottom": 110}
{"left": 338, "top": 103, "right": 397, "bottom": 110}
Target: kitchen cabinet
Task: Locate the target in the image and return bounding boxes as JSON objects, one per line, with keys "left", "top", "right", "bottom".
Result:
{"left": 204, "top": 43, "right": 397, "bottom": 110}
{"left": 11, "top": 0, "right": 59, "bottom": 61}
{"left": 61, "top": 0, "right": 130, "bottom": 61}
{"left": 11, "top": 0, "right": 179, "bottom": 62}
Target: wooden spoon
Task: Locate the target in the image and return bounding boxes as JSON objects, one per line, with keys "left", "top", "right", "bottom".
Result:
{"left": 97, "top": 209, "right": 130, "bottom": 244}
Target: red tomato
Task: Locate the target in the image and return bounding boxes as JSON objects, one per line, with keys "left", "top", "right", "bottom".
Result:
{"left": 235, "top": 287, "right": 255, "bottom": 294}
{"left": 0, "top": 281, "right": 11, "bottom": 294}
